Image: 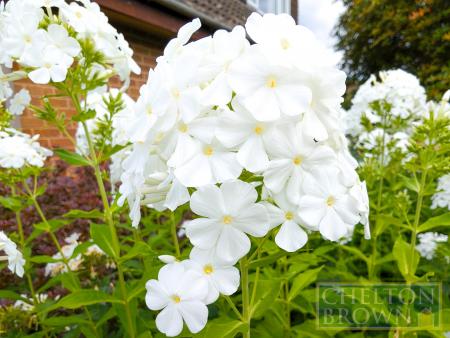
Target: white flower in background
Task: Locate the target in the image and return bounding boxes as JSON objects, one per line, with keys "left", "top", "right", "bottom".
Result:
{"left": 0, "top": 0, "right": 139, "bottom": 86}
{"left": 0, "top": 69, "right": 13, "bottom": 101}
{"left": 145, "top": 263, "right": 209, "bottom": 337}
{"left": 45, "top": 233, "right": 107, "bottom": 276}
{"left": 215, "top": 102, "right": 275, "bottom": 172}
{"left": 416, "top": 232, "right": 448, "bottom": 260}
{"left": 263, "top": 193, "right": 308, "bottom": 252}
{"left": 298, "top": 169, "right": 361, "bottom": 241}
{"left": 8, "top": 88, "right": 31, "bottom": 115}
{"left": 45, "top": 233, "right": 82, "bottom": 276}
{"left": 263, "top": 123, "right": 336, "bottom": 204}
{"left": 0, "top": 129, "right": 52, "bottom": 169}
{"left": 13, "top": 293, "right": 59, "bottom": 312}
{"left": 0, "top": 231, "right": 25, "bottom": 277}
{"left": 228, "top": 46, "right": 312, "bottom": 121}
{"left": 431, "top": 174, "right": 450, "bottom": 210}
{"left": 345, "top": 69, "right": 427, "bottom": 156}
{"left": 185, "top": 247, "right": 240, "bottom": 304}
{"left": 184, "top": 180, "right": 270, "bottom": 264}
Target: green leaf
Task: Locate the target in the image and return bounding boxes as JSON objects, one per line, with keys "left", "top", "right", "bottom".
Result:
{"left": 418, "top": 213, "right": 450, "bottom": 233}
{"left": 251, "top": 279, "right": 282, "bottom": 318}
{"left": 393, "top": 237, "right": 420, "bottom": 281}
{"left": 33, "top": 219, "right": 70, "bottom": 232}
{"left": 46, "top": 290, "right": 122, "bottom": 312}
{"left": 0, "top": 290, "right": 29, "bottom": 302}
{"left": 64, "top": 209, "right": 104, "bottom": 220}
{"left": 42, "top": 315, "right": 89, "bottom": 327}
{"left": 120, "top": 241, "right": 155, "bottom": 262}
{"left": 288, "top": 266, "right": 323, "bottom": 301}
{"left": 54, "top": 149, "right": 90, "bottom": 166}
{"left": 248, "top": 251, "right": 288, "bottom": 269}
{"left": 72, "top": 108, "right": 96, "bottom": 122}
{"left": 0, "top": 196, "right": 23, "bottom": 211}
{"left": 29, "top": 255, "right": 60, "bottom": 264}
{"left": 340, "top": 246, "right": 368, "bottom": 262}
{"left": 400, "top": 175, "right": 420, "bottom": 192}
{"left": 90, "top": 223, "right": 117, "bottom": 258}
{"left": 195, "top": 319, "right": 248, "bottom": 338}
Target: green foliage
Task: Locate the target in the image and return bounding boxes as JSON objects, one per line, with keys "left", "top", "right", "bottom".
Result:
{"left": 335, "top": 0, "right": 450, "bottom": 99}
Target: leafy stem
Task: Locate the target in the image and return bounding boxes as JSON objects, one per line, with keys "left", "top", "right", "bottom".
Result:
{"left": 240, "top": 255, "right": 251, "bottom": 338}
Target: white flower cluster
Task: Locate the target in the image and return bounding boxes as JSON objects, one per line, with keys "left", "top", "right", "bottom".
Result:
{"left": 8, "top": 88, "right": 31, "bottom": 115}
{"left": 127, "top": 13, "right": 371, "bottom": 336}
{"left": 0, "top": 0, "right": 140, "bottom": 86}
{"left": 416, "top": 232, "right": 448, "bottom": 260}
{"left": 0, "top": 128, "right": 52, "bottom": 169}
{"left": 345, "top": 69, "right": 427, "bottom": 153}
{"left": 431, "top": 174, "right": 450, "bottom": 210}
{"left": 14, "top": 293, "right": 60, "bottom": 312}
{"left": 44, "top": 233, "right": 109, "bottom": 277}
{"left": 0, "top": 231, "right": 25, "bottom": 277}
{"left": 146, "top": 250, "right": 239, "bottom": 336}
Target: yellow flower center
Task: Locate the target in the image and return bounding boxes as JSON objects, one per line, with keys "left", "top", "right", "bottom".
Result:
{"left": 222, "top": 215, "right": 233, "bottom": 224}
{"left": 75, "top": 11, "right": 82, "bottom": 19}
{"left": 24, "top": 35, "right": 32, "bottom": 43}
{"left": 254, "top": 124, "right": 264, "bottom": 135}
{"left": 146, "top": 105, "right": 152, "bottom": 115}
{"left": 326, "top": 196, "right": 335, "bottom": 207}
{"left": 285, "top": 211, "right": 294, "bottom": 220}
{"left": 171, "top": 295, "right": 181, "bottom": 303}
{"left": 203, "top": 146, "right": 214, "bottom": 156}
{"left": 172, "top": 88, "right": 180, "bottom": 99}
{"left": 293, "top": 156, "right": 303, "bottom": 165}
{"left": 280, "top": 38, "right": 290, "bottom": 50}
{"left": 203, "top": 264, "right": 214, "bottom": 275}
{"left": 266, "top": 76, "right": 277, "bottom": 88}
{"left": 178, "top": 123, "right": 188, "bottom": 133}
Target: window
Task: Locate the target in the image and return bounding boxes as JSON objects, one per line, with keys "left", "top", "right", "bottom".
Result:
{"left": 248, "top": 0, "right": 291, "bottom": 15}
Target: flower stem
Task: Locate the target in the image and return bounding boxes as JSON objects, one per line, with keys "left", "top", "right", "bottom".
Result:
{"left": 224, "top": 295, "right": 243, "bottom": 320}
{"left": 80, "top": 121, "right": 135, "bottom": 337}
{"left": 170, "top": 213, "right": 180, "bottom": 258}
{"left": 11, "top": 186, "right": 38, "bottom": 306}
{"left": 23, "top": 180, "right": 100, "bottom": 337}
{"left": 240, "top": 255, "right": 251, "bottom": 338}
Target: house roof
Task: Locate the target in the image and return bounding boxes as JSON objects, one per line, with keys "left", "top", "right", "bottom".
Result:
{"left": 174, "top": 0, "right": 256, "bottom": 29}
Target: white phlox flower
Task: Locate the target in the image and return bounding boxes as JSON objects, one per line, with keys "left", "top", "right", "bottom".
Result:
{"left": 0, "top": 231, "right": 25, "bottom": 277}
{"left": 416, "top": 232, "right": 448, "bottom": 260}
{"left": 8, "top": 88, "right": 31, "bottom": 115}
{"left": 185, "top": 247, "right": 240, "bottom": 304}
{"left": 431, "top": 174, "right": 450, "bottom": 210}
{"left": 298, "top": 168, "right": 361, "bottom": 241}
{"left": 145, "top": 263, "right": 209, "bottom": 337}
{"left": 184, "top": 180, "right": 270, "bottom": 264}
{"left": 0, "top": 129, "right": 52, "bottom": 169}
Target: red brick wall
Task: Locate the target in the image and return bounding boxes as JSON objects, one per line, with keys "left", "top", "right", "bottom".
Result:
{"left": 15, "top": 30, "right": 164, "bottom": 149}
